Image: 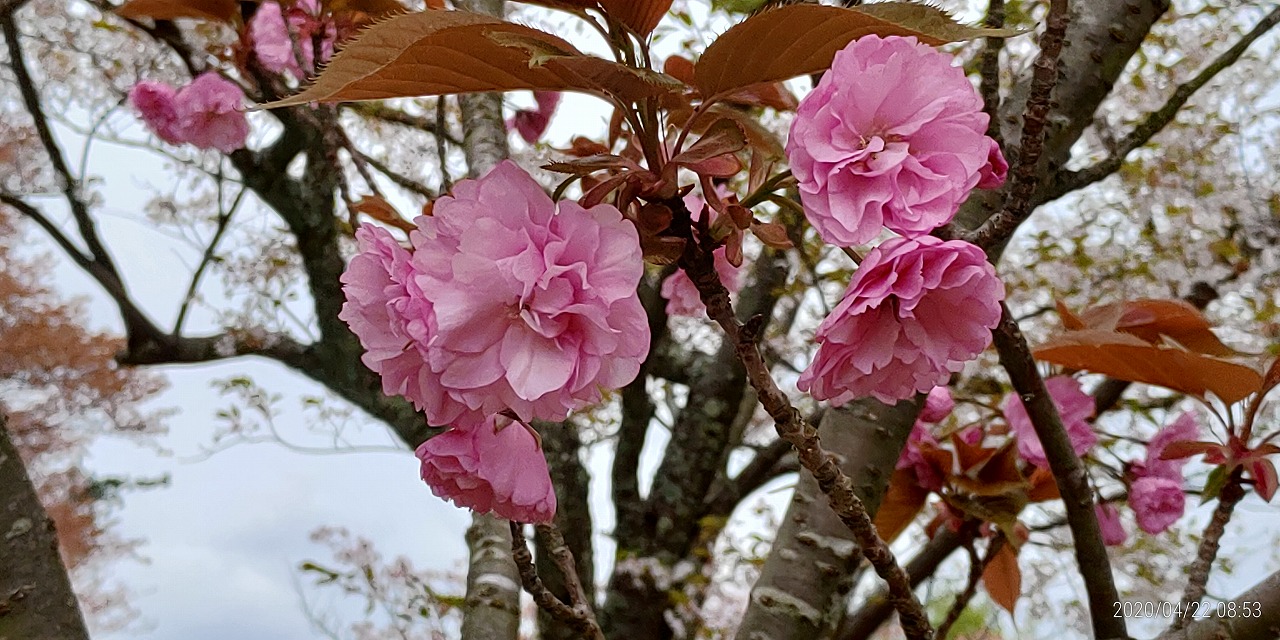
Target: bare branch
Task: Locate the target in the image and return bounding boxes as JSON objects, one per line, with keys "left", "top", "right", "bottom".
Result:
{"left": 679, "top": 207, "right": 932, "bottom": 639}
{"left": 1044, "top": 6, "right": 1280, "bottom": 205}
{"left": 979, "top": 0, "right": 1006, "bottom": 148}
{"left": 509, "top": 522, "right": 604, "bottom": 640}
{"left": 990, "top": 303, "right": 1126, "bottom": 639}
{"left": 1169, "top": 468, "right": 1247, "bottom": 632}
{"left": 1156, "top": 569, "right": 1280, "bottom": 640}
{"left": 968, "top": 0, "right": 1071, "bottom": 249}
{"left": 174, "top": 185, "right": 246, "bottom": 336}
{"left": 935, "top": 533, "right": 1002, "bottom": 640}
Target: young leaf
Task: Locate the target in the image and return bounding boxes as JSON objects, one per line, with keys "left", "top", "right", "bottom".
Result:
{"left": 600, "top": 0, "right": 672, "bottom": 37}
{"left": 1034, "top": 329, "right": 1263, "bottom": 405}
{"left": 670, "top": 118, "right": 748, "bottom": 167}
{"left": 351, "top": 195, "right": 417, "bottom": 232}
{"left": 1025, "top": 468, "right": 1060, "bottom": 503}
{"left": 1251, "top": 459, "right": 1278, "bottom": 502}
{"left": 872, "top": 469, "right": 930, "bottom": 543}
{"left": 1159, "top": 441, "right": 1225, "bottom": 462}
{"left": 981, "top": 543, "right": 1022, "bottom": 614}
{"left": 1076, "top": 299, "right": 1238, "bottom": 356}
{"left": 693, "top": 3, "right": 1021, "bottom": 101}
{"left": 115, "top": 0, "right": 238, "bottom": 22}
{"left": 263, "top": 11, "right": 679, "bottom": 108}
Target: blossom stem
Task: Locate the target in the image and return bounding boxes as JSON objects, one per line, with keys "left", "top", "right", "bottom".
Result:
{"left": 991, "top": 303, "right": 1127, "bottom": 639}
{"left": 677, "top": 207, "right": 933, "bottom": 640}
{"left": 1169, "top": 468, "right": 1245, "bottom": 632}
{"left": 509, "top": 521, "right": 605, "bottom": 640}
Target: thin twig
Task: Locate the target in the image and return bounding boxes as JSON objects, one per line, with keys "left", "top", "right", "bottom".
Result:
{"left": 350, "top": 149, "right": 436, "bottom": 199}
{"left": 990, "top": 303, "right": 1126, "bottom": 639}
{"left": 1044, "top": 6, "right": 1280, "bottom": 205}
{"left": 1169, "top": 468, "right": 1246, "bottom": 632}
{"left": 676, "top": 198, "right": 933, "bottom": 640}
{"left": 174, "top": 185, "right": 247, "bottom": 336}
{"left": 935, "top": 535, "right": 1004, "bottom": 640}
{"left": 507, "top": 522, "right": 604, "bottom": 640}
{"left": 967, "top": 0, "right": 1071, "bottom": 249}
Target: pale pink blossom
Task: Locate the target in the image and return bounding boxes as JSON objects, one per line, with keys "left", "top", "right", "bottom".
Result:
{"left": 175, "top": 73, "right": 249, "bottom": 153}
{"left": 508, "top": 91, "right": 561, "bottom": 143}
{"left": 919, "top": 386, "right": 955, "bottom": 423}
{"left": 786, "top": 35, "right": 1005, "bottom": 246}
{"left": 1005, "top": 376, "right": 1097, "bottom": 468}
{"left": 249, "top": 0, "right": 335, "bottom": 78}
{"left": 1130, "top": 475, "right": 1186, "bottom": 534}
{"left": 1135, "top": 411, "right": 1200, "bottom": 481}
{"left": 128, "top": 81, "right": 184, "bottom": 145}
{"left": 412, "top": 160, "right": 649, "bottom": 424}
{"left": 661, "top": 193, "right": 745, "bottom": 317}
{"left": 338, "top": 225, "right": 457, "bottom": 422}
{"left": 797, "top": 236, "right": 1004, "bottom": 405}
{"left": 1096, "top": 503, "right": 1128, "bottom": 546}
{"left": 416, "top": 417, "right": 556, "bottom": 523}
{"left": 896, "top": 421, "right": 943, "bottom": 491}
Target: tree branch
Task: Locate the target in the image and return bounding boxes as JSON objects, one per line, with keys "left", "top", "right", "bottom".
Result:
{"left": 979, "top": 0, "right": 1006, "bottom": 147}
{"left": 1169, "top": 468, "right": 1247, "bottom": 632}
{"left": 680, "top": 224, "right": 931, "bottom": 639}
{"left": 968, "top": 0, "right": 1071, "bottom": 249}
{"left": 1155, "top": 569, "right": 1280, "bottom": 640}
{"left": 934, "top": 533, "right": 1002, "bottom": 640}
{"left": 990, "top": 303, "right": 1125, "bottom": 639}
{"left": 509, "top": 522, "right": 604, "bottom": 640}
{"left": 1044, "top": 6, "right": 1280, "bottom": 205}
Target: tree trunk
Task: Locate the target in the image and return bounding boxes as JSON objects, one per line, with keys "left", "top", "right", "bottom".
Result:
{"left": 0, "top": 413, "right": 91, "bottom": 640}
{"left": 735, "top": 398, "right": 919, "bottom": 640}
{"left": 452, "top": 3, "right": 524, "bottom": 639}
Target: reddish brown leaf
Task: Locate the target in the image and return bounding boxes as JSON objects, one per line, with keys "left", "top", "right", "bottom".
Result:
{"left": 601, "top": 0, "right": 672, "bottom": 36}
{"left": 1260, "top": 354, "right": 1280, "bottom": 400}
{"left": 640, "top": 235, "right": 686, "bottom": 265}
{"left": 327, "top": 0, "right": 409, "bottom": 17}
{"left": 1251, "top": 459, "right": 1278, "bottom": 502}
{"left": 726, "top": 82, "right": 799, "bottom": 111}
{"left": 635, "top": 204, "right": 673, "bottom": 236}
{"left": 1026, "top": 468, "right": 1060, "bottom": 503}
{"left": 560, "top": 136, "right": 611, "bottom": 157}
{"left": 115, "top": 0, "right": 238, "bottom": 22}
{"left": 1055, "top": 299, "right": 1085, "bottom": 330}
{"left": 872, "top": 469, "right": 929, "bottom": 543}
{"left": 543, "top": 153, "right": 643, "bottom": 176}
{"left": 1034, "top": 329, "right": 1263, "bottom": 405}
{"left": 264, "top": 11, "right": 681, "bottom": 108}
{"left": 662, "top": 55, "right": 696, "bottom": 85}
{"left": 981, "top": 543, "right": 1022, "bottom": 614}
{"left": 1074, "top": 299, "right": 1239, "bottom": 356}
{"left": 952, "top": 440, "right": 1027, "bottom": 498}
{"left": 750, "top": 221, "right": 793, "bottom": 249}
{"left": 351, "top": 195, "right": 416, "bottom": 232}
{"left": 671, "top": 118, "right": 747, "bottom": 167}
{"left": 693, "top": 3, "right": 1020, "bottom": 100}
{"left": 1159, "top": 440, "right": 1226, "bottom": 462}
{"left": 724, "top": 229, "right": 744, "bottom": 268}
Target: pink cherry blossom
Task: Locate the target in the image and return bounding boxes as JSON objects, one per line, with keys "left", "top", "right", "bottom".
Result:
{"left": 786, "top": 35, "right": 1006, "bottom": 246}
{"left": 174, "top": 72, "right": 249, "bottom": 153}
{"left": 508, "top": 91, "right": 562, "bottom": 144}
{"left": 919, "top": 386, "right": 955, "bottom": 423}
{"left": 660, "top": 193, "right": 745, "bottom": 317}
{"left": 411, "top": 160, "right": 650, "bottom": 424}
{"left": 1135, "top": 410, "right": 1200, "bottom": 481}
{"left": 1005, "top": 376, "right": 1097, "bottom": 468}
{"left": 1095, "top": 503, "right": 1128, "bottom": 546}
{"left": 249, "top": 0, "right": 335, "bottom": 78}
{"left": 978, "top": 138, "right": 1009, "bottom": 189}
{"left": 129, "top": 81, "right": 184, "bottom": 145}
{"left": 416, "top": 417, "right": 556, "bottom": 523}
{"left": 338, "top": 225, "right": 458, "bottom": 422}
{"left": 797, "top": 236, "right": 1004, "bottom": 405}
{"left": 1130, "top": 475, "right": 1186, "bottom": 534}
{"left": 896, "top": 421, "right": 943, "bottom": 491}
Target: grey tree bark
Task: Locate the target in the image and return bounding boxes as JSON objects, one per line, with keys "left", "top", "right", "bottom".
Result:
{"left": 0, "top": 413, "right": 91, "bottom": 640}
{"left": 734, "top": 398, "right": 919, "bottom": 640}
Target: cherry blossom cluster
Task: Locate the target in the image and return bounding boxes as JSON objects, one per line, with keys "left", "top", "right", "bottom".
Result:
{"left": 340, "top": 161, "right": 650, "bottom": 523}
{"left": 789, "top": 36, "right": 1009, "bottom": 404}
{"left": 248, "top": 0, "right": 336, "bottom": 79}
{"left": 129, "top": 72, "right": 249, "bottom": 153}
